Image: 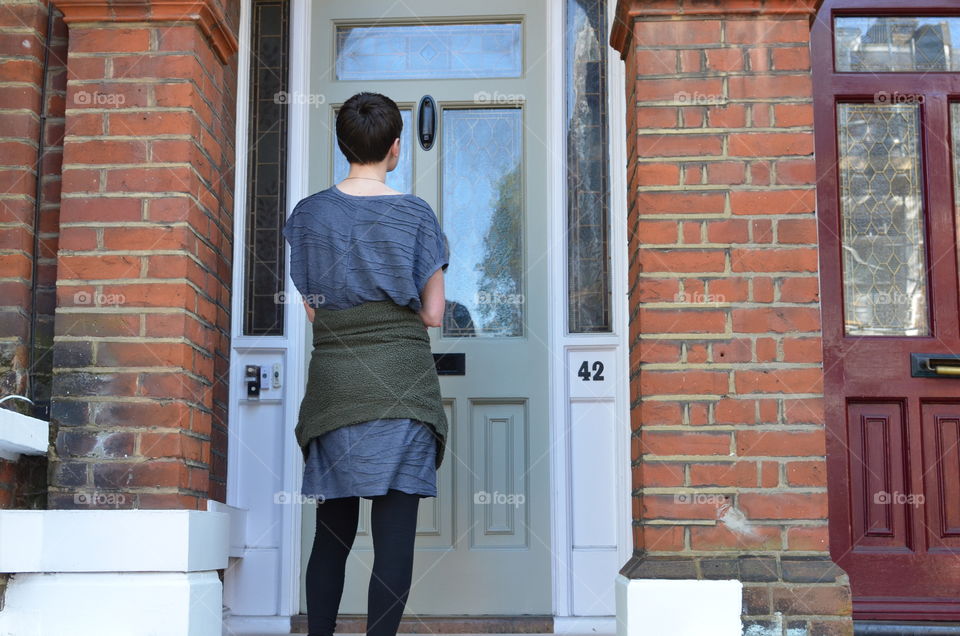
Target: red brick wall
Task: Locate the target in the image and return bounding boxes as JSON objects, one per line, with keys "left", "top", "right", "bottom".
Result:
{"left": 0, "top": 2, "right": 41, "bottom": 407}
{"left": 47, "top": 0, "right": 238, "bottom": 509}
{"left": 612, "top": 0, "right": 852, "bottom": 633}
{"left": 0, "top": 0, "right": 68, "bottom": 609}
{"left": 0, "top": 0, "right": 66, "bottom": 512}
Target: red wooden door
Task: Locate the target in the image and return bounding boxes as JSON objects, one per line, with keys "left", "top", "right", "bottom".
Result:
{"left": 813, "top": 2, "right": 960, "bottom": 621}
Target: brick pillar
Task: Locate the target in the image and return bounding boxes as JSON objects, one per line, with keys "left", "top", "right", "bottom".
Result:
{"left": 0, "top": 0, "right": 66, "bottom": 609}
{"left": 0, "top": 2, "right": 43, "bottom": 405}
{"left": 48, "top": 0, "right": 238, "bottom": 510}
{"left": 611, "top": 1, "right": 852, "bottom": 633}
{"left": 0, "top": 0, "right": 66, "bottom": 511}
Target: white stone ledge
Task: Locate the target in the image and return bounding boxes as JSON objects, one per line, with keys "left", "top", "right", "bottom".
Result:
{"left": 0, "top": 408, "right": 48, "bottom": 461}
{"left": 0, "top": 571, "right": 222, "bottom": 636}
{"left": 615, "top": 575, "right": 743, "bottom": 636}
{"left": 0, "top": 509, "right": 230, "bottom": 573}
{"left": 0, "top": 509, "right": 231, "bottom": 636}
{"left": 207, "top": 499, "right": 247, "bottom": 558}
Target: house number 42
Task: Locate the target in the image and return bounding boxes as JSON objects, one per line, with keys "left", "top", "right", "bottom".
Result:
{"left": 577, "top": 360, "right": 605, "bottom": 381}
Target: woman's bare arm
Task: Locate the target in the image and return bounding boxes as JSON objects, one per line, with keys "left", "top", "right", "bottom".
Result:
{"left": 418, "top": 268, "right": 445, "bottom": 327}
{"left": 302, "top": 298, "right": 315, "bottom": 322}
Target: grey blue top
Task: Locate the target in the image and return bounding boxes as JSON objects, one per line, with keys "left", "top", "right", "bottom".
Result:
{"left": 283, "top": 185, "right": 450, "bottom": 500}
{"left": 301, "top": 418, "right": 437, "bottom": 500}
{"left": 282, "top": 185, "right": 449, "bottom": 312}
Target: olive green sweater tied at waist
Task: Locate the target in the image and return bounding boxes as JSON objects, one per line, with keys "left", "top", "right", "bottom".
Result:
{"left": 295, "top": 300, "right": 448, "bottom": 470}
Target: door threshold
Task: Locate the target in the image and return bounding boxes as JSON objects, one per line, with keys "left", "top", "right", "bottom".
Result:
{"left": 291, "top": 614, "right": 554, "bottom": 634}
{"left": 854, "top": 621, "right": 960, "bottom": 635}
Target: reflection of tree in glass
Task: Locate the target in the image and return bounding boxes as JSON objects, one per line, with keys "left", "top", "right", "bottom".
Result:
{"left": 475, "top": 161, "right": 522, "bottom": 336}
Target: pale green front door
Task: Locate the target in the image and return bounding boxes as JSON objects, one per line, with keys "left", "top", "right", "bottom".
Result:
{"left": 299, "top": 0, "right": 552, "bottom": 616}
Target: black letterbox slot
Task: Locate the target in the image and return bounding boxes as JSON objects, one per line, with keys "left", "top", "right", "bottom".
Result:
{"left": 433, "top": 353, "right": 465, "bottom": 376}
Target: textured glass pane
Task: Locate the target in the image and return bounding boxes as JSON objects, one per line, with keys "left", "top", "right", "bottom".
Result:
{"left": 835, "top": 17, "right": 960, "bottom": 72}
{"left": 441, "top": 109, "right": 523, "bottom": 337}
{"left": 837, "top": 103, "right": 928, "bottom": 336}
{"left": 336, "top": 23, "right": 521, "bottom": 80}
{"left": 566, "top": 0, "right": 611, "bottom": 333}
{"left": 333, "top": 109, "right": 412, "bottom": 193}
{"left": 244, "top": 0, "right": 289, "bottom": 336}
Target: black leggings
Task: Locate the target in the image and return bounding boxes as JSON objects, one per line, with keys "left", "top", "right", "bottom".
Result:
{"left": 305, "top": 488, "right": 421, "bottom": 636}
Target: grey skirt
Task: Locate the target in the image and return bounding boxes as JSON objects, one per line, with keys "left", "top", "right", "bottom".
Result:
{"left": 301, "top": 417, "right": 438, "bottom": 500}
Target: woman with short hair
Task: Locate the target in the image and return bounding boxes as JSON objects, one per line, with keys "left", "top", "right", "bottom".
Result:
{"left": 283, "top": 91, "right": 450, "bottom": 636}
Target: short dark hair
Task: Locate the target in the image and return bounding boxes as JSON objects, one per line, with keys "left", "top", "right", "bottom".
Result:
{"left": 335, "top": 92, "right": 402, "bottom": 165}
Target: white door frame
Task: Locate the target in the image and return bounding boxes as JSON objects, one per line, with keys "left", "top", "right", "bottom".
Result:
{"left": 545, "top": 0, "right": 631, "bottom": 620}
{"left": 226, "top": 0, "right": 630, "bottom": 628}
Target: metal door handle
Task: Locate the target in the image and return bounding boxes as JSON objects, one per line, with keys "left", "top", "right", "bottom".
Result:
{"left": 910, "top": 352, "right": 960, "bottom": 378}
{"left": 418, "top": 95, "right": 436, "bottom": 150}
{"left": 932, "top": 363, "right": 960, "bottom": 376}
